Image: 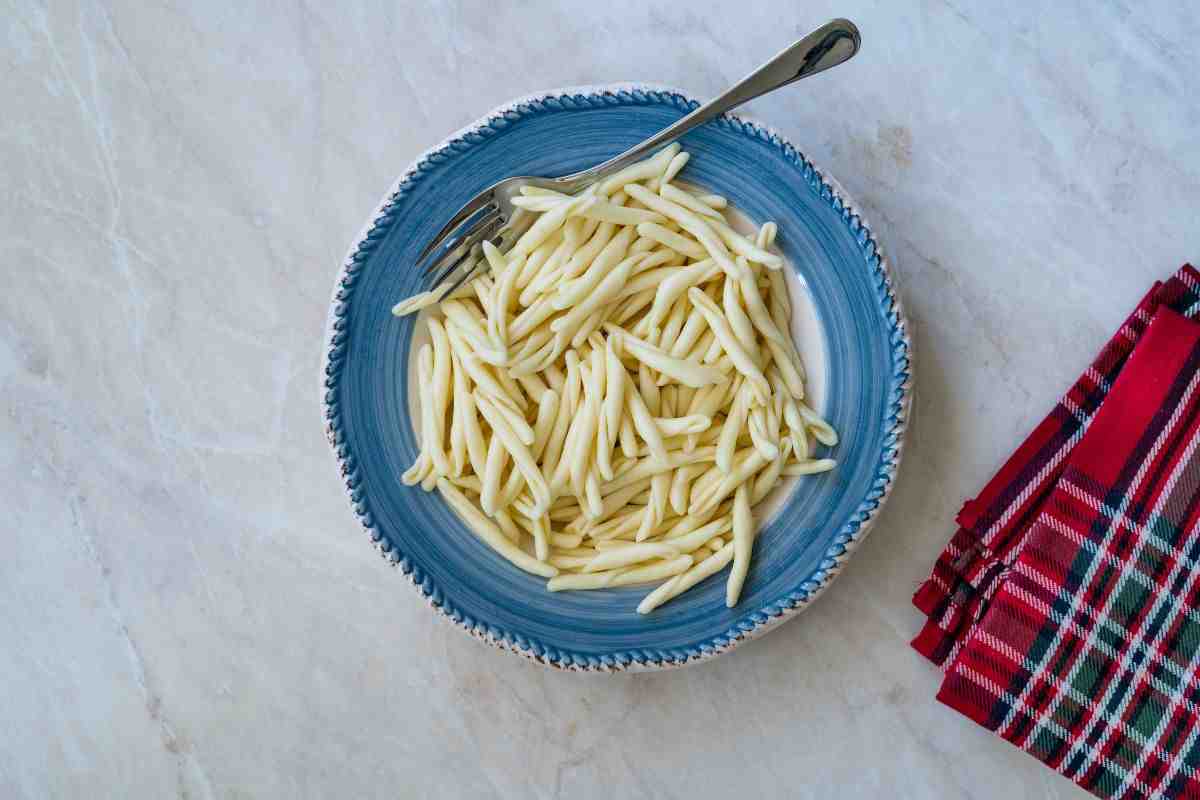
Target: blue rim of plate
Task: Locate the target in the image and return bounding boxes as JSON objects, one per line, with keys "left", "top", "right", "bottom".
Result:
{"left": 321, "top": 85, "right": 912, "bottom": 671}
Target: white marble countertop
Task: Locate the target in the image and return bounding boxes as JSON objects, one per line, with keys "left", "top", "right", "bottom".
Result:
{"left": 3, "top": 1, "right": 1197, "bottom": 797}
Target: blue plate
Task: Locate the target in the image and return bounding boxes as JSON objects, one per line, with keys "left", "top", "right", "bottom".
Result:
{"left": 322, "top": 86, "right": 912, "bottom": 670}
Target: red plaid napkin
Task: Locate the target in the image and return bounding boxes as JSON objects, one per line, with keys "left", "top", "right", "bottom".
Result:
{"left": 914, "top": 266, "right": 1200, "bottom": 799}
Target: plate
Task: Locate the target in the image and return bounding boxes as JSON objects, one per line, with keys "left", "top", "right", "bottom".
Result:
{"left": 322, "top": 86, "right": 912, "bottom": 670}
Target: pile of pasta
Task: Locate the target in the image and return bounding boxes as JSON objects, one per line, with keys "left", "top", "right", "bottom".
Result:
{"left": 393, "top": 144, "right": 837, "bottom": 614}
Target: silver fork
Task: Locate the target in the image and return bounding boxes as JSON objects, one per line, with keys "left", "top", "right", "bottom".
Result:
{"left": 416, "top": 18, "right": 861, "bottom": 299}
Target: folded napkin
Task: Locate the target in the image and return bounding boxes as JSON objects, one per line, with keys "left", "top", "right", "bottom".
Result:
{"left": 914, "top": 265, "right": 1200, "bottom": 800}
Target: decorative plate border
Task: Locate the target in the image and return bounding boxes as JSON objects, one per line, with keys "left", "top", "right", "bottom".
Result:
{"left": 321, "top": 85, "right": 913, "bottom": 671}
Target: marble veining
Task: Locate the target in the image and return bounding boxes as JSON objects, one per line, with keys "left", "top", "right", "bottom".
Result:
{"left": 2, "top": 1, "right": 1197, "bottom": 797}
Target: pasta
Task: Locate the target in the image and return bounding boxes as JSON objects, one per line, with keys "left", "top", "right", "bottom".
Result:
{"left": 393, "top": 148, "right": 838, "bottom": 614}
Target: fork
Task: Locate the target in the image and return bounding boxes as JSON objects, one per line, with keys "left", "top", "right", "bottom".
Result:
{"left": 415, "top": 18, "right": 861, "bottom": 299}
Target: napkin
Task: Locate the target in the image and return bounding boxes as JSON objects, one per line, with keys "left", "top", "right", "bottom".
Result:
{"left": 914, "top": 266, "right": 1200, "bottom": 800}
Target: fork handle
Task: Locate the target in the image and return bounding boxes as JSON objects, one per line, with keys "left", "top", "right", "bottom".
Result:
{"left": 561, "top": 19, "right": 861, "bottom": 186}
{"left": 556, "top": 21, "right": 859, "bottom": 187}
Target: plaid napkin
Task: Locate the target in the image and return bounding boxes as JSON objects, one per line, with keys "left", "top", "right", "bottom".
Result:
{"left": 913, "top": 265, "right": 1200, "bottom": 800}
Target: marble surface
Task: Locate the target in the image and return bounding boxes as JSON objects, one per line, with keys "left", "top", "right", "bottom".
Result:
{"left": 3, "top": 1, "right": 1197, "bottom": 797}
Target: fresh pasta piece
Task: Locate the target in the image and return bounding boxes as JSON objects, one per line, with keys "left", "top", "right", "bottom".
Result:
{"left": 644, "top": 259, "right": 719, "bottom": 331}
{"left": 748, "top": 406, "right": 780, "bottom": 461}
{"left": 638, "top": 472, "right": 671, "bottom": 542}
{"left": 583, "top": 542, "right": 680, "bottom": 573}
{"left": 756, "top": 221, "right": 778, "bottom": 249}
{"left": 658, "top": 182, "right": 724, "bottom": 221}
{"left": 406, "top": 346, "right": 440, "bottom": 488}
{"left": 600, "top": 448, "right": 716, "bottom": 496}
{"left": 664, "top": 515, "right": 732, "bottom": 554}
{"left": 649, "top": 292, "right": 690, "bottom": 348}
{"left": 401, "top": 446, "right": 432, "bottom": 488}
{"left": 547, "top": 554, "right": 693, "bottom": 592}
{"left": 690, "top": 449, "right": 770, "bottom": 517}
{"left": 392, "top": 289, "right": 442, "bottom": 317}
{"left": 516, "top": 371, "right": 550, "bottom": 404}
{"left": 706, "top": 216, "right": 785, "bottom": 269}
{"left": 553, "top": 228, "right": 637, "bottom": 309}
{"left": 474, "top": 393, "right": 552, "bottom": 515}
{"left": 498, "top": 472, "right": 527, "bottom": 511}
{"left": 480, "top": 431, "right": 508, "bottom": 515}
{"left": 600, "top": 338, "right": 625, "bottom": 433}
{"left": 458, "top": 381, "right": 489, "bottom": 478}
{"left": 516, "top": 232, "right": 566, "bottom": 296}
{"left": 636, "top": 222, "right": 709, "bottom": 260}
{"left": 576, "top": 200, "right": 666, "bottom": 226}
{"left": 519, "top": 185, "right": 571, "bottom": 199}
{"left": 687, "top": 288, "right": 771, "bottom": 402}
{"left": 624, "top": 380, "right": 669, "bottom": 465}
{"left": 443, "top": 301, "right": 508, "bottom": 366}
{"left": 738, "top": 269, "right": 787, "bottom": 347}
{"left": 550, "top": 258, "right": 637, "bottom": 347}
{"left": 447, "top": 474, "right": 483, "bottom": 493}
{"left": 660, "top": 151, "right": 690, "bottom": 186}
{"left": 511, "top": 194, "right": 566, "bottom": 213}
{"left": 426, "top": 320, "right": 454, "bottom": 474}
{"left": 448, "top": 350, "right": 469, "bottom": 476}
{"left": 684, "top": 382, "right": 731, "bottom": 452}
{"left": 437, "top": 479, "right": 557, "bottom": 577}
{"left": 511, "top": 194, "right": 594, "bottom": 257}
{"left": 637, "top": 363, "right": 661, "bottom": 415}
{"left": 549, "top": 531, "right": 582, "bottom": 549}
{"left": 726, "top": 484, "right": 754, "bottom": 606}
{"left": 530, "top": 388, "right": 559, "bottom": 461}
{"left": 654, "top": 415, "right": 712, "bottom": 437}
{"left": 597, "top": 143, "right": 680, "bottom": 195}
{"left": 752, "top": 441, "right": 791, "bottom": 505}
{"left": 669, "top": 463, "right": 705, "bottom": 516}
{"left": 444, "top": 322, "right": 521, "bottom": 410}
{"left": 782, "top": 458, "right": 837, "bottom": 476}
{"left": 493, "top": 508, "right": 523, "bottom": 544}
{"left": 548, "top": 553, "right": 594, "bottom": 570}
{"left": 797, "top": 401, "right": 838, "bottom": 446}
{"left": 561, "top": 222, "right": 617, "bottom": 281}
{"left": 615, "top": 329, "right": 725, "bottom": 388}
{"left": 722, "top": 270, "right": 758, "bottom": 355}
{"left": 637, "top": 542, "right": 734, "bottom": 614}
